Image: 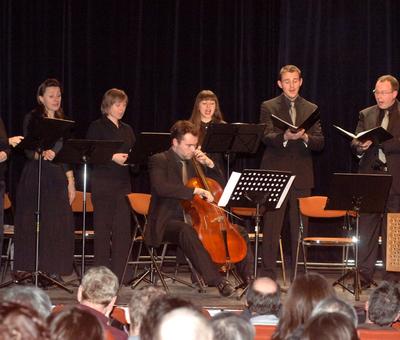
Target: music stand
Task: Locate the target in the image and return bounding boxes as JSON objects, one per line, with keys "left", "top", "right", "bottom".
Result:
{"left": 201, "top": 123, "right": 265, "bottom": 177}
{"left": 0, "top": 117, "right": 74, "bottom": 293}
{"left": 54, "top": 139, "right": 124, "bottom": 277}
{"left": 219, "top": 169, "right": 295, "bottom": 280}
{"left": 126, "top": 132, "right": 170, "bottom": 165}
{"left": 326, "top": 173, "right": 392, "bottom": 301}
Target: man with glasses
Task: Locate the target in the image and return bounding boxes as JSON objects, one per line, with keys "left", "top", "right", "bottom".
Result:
{"left": 351, "top": 74, "right": 400, "bottom": 286}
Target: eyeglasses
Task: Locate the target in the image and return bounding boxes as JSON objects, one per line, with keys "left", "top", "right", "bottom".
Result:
{"left": 373, "top": 89, "right": 394, "bottom": 96}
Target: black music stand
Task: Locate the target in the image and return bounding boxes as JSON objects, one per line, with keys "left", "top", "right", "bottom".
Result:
{"left": 54, "top": 139, "right": 123, "bottom": 278}
{"left": 126, "top": 132, "right": 170, "bottom": 165}
{"left": 326, "top": 173, "right": 392, "bottom": 301}
{"left": 202, "top": 123, "right": 265, "bottom": 177}
{"left": 0, "top": 117, "right": 74, "bottom": 293}
{"left": 219, "top": 169, "right": 295, "bottom": 280}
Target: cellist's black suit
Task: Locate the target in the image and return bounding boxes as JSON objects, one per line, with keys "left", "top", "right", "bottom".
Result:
{"left": 145, "top": 148, "right": 253, "bottom": 286}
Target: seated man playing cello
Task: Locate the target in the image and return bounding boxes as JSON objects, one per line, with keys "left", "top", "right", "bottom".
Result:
{"left": 145, "top": 120, "right": 254, "bottom": 297}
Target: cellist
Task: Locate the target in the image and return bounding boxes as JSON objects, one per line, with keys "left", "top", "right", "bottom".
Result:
{"left": 145, "top": 120, "right": 254, "bottom": 297}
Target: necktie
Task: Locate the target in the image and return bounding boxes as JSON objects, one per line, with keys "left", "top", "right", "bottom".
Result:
{"left": 378, "top": 110, "right": 389, "bottom": 164}
{"left": 289, "top": 101, "right": 296, "bottom": 124}
{"left": 181, "top": 160, "right": 188, "bottom": 185}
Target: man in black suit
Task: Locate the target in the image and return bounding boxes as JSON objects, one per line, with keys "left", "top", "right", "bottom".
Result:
{"left": 351, "top": 74, "right": 400, "bottom": 285}
{"left": 145, "top": 120, "right": 253, "bottom": 297}
{"left": 259, "top": 65, "right": 324, "bottom": 280}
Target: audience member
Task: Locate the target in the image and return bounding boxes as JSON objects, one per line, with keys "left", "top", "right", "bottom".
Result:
{"left": 127, "top": 285, "right": 166, "bottom": 339}
{"left": 0, "top": 285, "right": 52, "bottom": 319}
{"left": 242, "top": 277, "right": 280, "bottom": 325}
{"left": 311, "top": 296, "right": 358, "bottom": 327}
{"left": 49, "top": 305, "right": 104, "bottom": 340}
{"left": 140, "top": 295, "right": 197, "bottom": 340}
{"left": 155, "top": 307, "right": 213, "bottom": 340}
{"left": 272, "top": 272, "right": 336, "bottom": 340}
{"left": 77, "top": 266, "right": 127, "bottom": 340}
{"left": 300, "top": 312, "right": 359, "bottom": 340}
{"left": 0, "top": 301, "right": 50, "bottom": 340}
{"left": 359, "top": 281, "right": 400, "bottom": 329}
{"left": 211, "top": 312, "right": 255, "bottom": 340}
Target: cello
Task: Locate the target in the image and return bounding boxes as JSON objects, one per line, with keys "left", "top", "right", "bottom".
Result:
{"left": 182, "top": 157, "right": 247, "bottom": 268}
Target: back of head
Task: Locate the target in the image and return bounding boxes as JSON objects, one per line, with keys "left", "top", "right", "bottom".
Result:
{"left": 156, "top": 307, "right": 213, "bottom": 340}
{"left": 301, "top": 312, "right": 359, "bottom": 340}
{"left": 140, "top": 295, "right": 196, "bottom": 340}
{"left": 312, "top": 297, "right": 358, "bottom": 327}
{"left": 49, "top": 306, "right": 104, "bottom": 340}
{"left": 0, "top": 285, "right": 52, "bottom": 319}
{"left": 128, "top": 285, "right": 166, "bottom": 335}
{"left": 273, "top": 272, "right": 336, "bottom": 339}
{"left": 80, "top": 266, "right": 119, "bottom": 306}
{"left": 0, "top": 301, "right": 50, "bottom": 340}
{"left": 211, "top": 312, "right": 255, "bottom": 340}
{"left": 368, "top": 281, "right": 400, "bottom": 326}
{"left": 247, "top": 277, "right": 280, "bottom": 316}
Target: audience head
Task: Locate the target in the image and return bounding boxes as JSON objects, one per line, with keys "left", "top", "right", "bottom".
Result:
{"left": 155, "top": 307, "right": 213, "bottom": 340}
{"left": 246, "top": 277, "right": 280, "bottom": 316}
{"left": 190, "top": 89, "right": 224, "bottom": 126}
{"left": 140, "top": 295, "right": 197, "bottom": 340}
{"left": 301, "top": 312, "right": 359, "bottom": 340}
{"left": 272, "top": 272, "right": 336, "bottom": 339}
{"left": 128, "top": 285, "right": 166, "bottom": 336}
{"left": 367, "top": 281, "right": 400, "bottom": 326}
{"left": 36, "top": 78, "right": 64, "bottom": 118}
{"left": 101, "top": 88, "right": 128, "bottom": 115}
{"left": 0, "top": 285, "right": 52, "bottom": 319}
{"left": 0, "top": 301, "right": 50, "bottom": 340}
{"left": 78, "top": 266, "right": 119, "bottom": 315}
{"left": 48, "top": 306, "right": 104, "bottom": 340}
{"left": 211, "top": 312, "right": 255, "bottom": 340}
{"left": 312, "top": 296, "right": 358, "bottom": 327}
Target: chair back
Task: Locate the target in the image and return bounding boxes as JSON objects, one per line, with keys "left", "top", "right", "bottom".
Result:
{"left": 71, "top": 191, "right": 94, "bottom": 213}
{"left": 254, "top": 325, "right": 276, "bottom": 340}
{"left": 358, "top": 328, "right": 400, "bottom": 339}
{"left": 298, "top": 196, "right": 347, "bottom": 218}
{"left": 127, "top": 193, "right": 151, "bottom": 216}
{"left": 3, "top": 193, "right": 11, "bottom": 210}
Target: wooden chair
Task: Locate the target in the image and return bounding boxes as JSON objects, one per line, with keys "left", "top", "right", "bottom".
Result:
{"left": 120, "top": 193, "right": 205, "bottom": 292}
{"left": 231, "top": 207, "right": 286, "bottom": 286}
{"left": 1, "top": 193, "right": 14, "bottom": 281}
{"left": 71, "top": 191, "right": 95, "bottom": 271}
{"left": 254, "top": 324, "right": 276, "bottom": 340}
{"left": 358, "top": 328, "right": 400, "bottom": 339}
{"left": 295, "top": 196, "right": 355, "bottom": 279}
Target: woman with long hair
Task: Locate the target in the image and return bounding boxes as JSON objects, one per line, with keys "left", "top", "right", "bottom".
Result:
{"left": 14, "top": 78, "right": 75, "bottom": 282}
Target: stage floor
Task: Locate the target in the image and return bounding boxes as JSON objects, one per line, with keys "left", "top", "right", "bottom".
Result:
{"left": 1, "top": 266, "right": 384, "bottom": 312}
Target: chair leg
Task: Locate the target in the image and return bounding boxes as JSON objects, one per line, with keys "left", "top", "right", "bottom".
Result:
{"left": 302, "top": 242, "right": 308, "bottom": 273}
{"left": 279, "top": 238, "right": 286, "bottom": 286}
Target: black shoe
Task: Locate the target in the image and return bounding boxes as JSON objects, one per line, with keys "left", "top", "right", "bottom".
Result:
{"left": 217, "top": 279, "right": 236, "bottom": 297}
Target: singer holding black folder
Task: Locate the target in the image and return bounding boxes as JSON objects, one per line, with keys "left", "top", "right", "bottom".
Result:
{"left": 259, "top": 65, "right": 324, "bottom": 280}
{"left": 351, "top": 74, "right": 400, "bottom": 286}
{"left": 13, "top": 79, "right": 75, "bottom": 282}
{"left": 86, "top": 88, "right": 135, "bottom": 281}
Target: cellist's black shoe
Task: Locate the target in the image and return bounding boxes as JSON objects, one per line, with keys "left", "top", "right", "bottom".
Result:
{"left": 217, "top": 279, "right": 236, "bottom": 297}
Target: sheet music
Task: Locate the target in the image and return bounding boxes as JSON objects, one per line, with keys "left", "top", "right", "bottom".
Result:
{"left": 276, "top": 175, "right": 296, "bottom": 208}
{"left": 218, "top": 171, "right": 241, "bottom": 207}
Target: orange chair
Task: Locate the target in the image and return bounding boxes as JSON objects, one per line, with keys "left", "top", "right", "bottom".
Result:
{"left": 358, "top": 328, "right": 400, "bottom": 339}
{"left": 71, "top": 191, "right": 95, "bottom": 271}
{"left": 231, "top": 207, "right": 286, "bottom": 286}
{"left": 295, "top": 196, "right": 355, "bottom": 278}
{"left": 254, "top": 324, "right": 276, "bottom": 340}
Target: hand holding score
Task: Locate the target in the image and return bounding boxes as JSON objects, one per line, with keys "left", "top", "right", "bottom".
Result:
{"left": 112, "top": 153, "right": 128, "bottom": 166}
{"left": 357, "top": 139, "right": 373, "bottom": 152}
{"left": 284, "top": 128, "right": 308, "bottom": 142}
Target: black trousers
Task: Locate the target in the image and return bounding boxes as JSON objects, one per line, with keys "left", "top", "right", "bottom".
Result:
{"left": 163, "top": 219, "right": 253, "bottom": 285}
{"left": 260, "top": 187, "right": 310, "bottom": 280}
{"left": 358, "top": 193, "right": 400, "bottom": 282}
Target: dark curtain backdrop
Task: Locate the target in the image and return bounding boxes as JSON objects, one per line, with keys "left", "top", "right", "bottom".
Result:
{"left": 1, "top": 0, "right": 400, "bottom": 198}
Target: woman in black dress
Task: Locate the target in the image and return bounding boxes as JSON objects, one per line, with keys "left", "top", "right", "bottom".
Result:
{"left": 189, "top": 89, "right": 227, "bottom": 182}
{"left": 86, "top": 88, "right": 135, "bottom": 280}
{"left": 14, "top": 79, "right": 76, "bottom": 280}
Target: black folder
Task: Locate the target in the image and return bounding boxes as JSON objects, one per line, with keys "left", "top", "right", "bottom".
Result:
{"left": 271, "top": 108, "right": 320, "bottom": 133}
{"left": 333, "top": 125, "right": 393, "bottom": 144}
